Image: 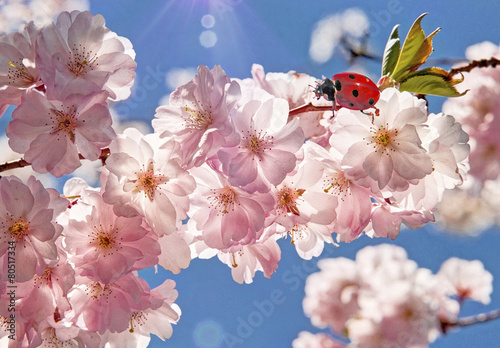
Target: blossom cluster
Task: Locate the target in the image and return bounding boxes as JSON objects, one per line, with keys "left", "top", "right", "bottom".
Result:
{"left": 0, "top": 9, "right": 473, "bottom": 347}
{"left": 294, "top": 244, "right": 493, "bottom": 348}
{"left": 0, "top": 10, "right": 181, "bottom": 348}
{"left": 436, "top": 41, "right": 500, "bottom": 235}
{"left": 173, "top": 64, "right": 469, "bottom": 284}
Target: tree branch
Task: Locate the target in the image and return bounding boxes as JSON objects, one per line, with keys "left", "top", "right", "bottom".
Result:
{"left": 449, "top": 57, "right": 500, "bottom": 76}
{"left": 289, "top": 103, "right": 333, "bottom": 118}
{"left": 442, "top": 309, "right": 500, "bottom": 332}
{"left": 0, "top": 148, "right": 111, "bottom": 174}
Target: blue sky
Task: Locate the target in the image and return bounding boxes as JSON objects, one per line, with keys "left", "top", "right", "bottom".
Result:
{"left": 7, "top": 1, "right": 500, "bottom": 347}
{"left": 83, "top": 1, "right": 500, "bottom": 347}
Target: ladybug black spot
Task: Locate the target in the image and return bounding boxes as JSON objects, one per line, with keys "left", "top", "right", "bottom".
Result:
{"left": 348, "top": 103, "right": 354, "bottom": 107}
{"left": 368, "top": 97, "right": 375, "bottom": 105}
{"left": 334, "top": 80, "right": 342, "bottom": 91}
{"left": 348, "top": 74, "right": 355, "bottom": 80}
{"left": 352, "top": 89, "right": 359, "bottom": 98}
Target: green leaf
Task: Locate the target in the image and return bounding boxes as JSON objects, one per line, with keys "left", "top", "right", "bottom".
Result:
{"left": 381, "top": 25, "right": 401, "bottom": 77}
{"left": 399, "top": 67, "right": 467, "bottom": 97}
{"left": 391, "top": 13, "right": 441, "bottom": 81}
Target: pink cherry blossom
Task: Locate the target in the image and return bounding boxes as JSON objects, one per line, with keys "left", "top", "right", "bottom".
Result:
{"left": 281, "top": 222, "right": 337, "bottom": 260}
{"left": 300, "top": 244, "right": 465, "bottom": 347}
{"left": 36, "top": 318, "right": 100, "bottom": 348}
{"left": 102, "top": 128, "right": 196, "bottom": 236}
{"left": 100, "top": 279, "right": 181, "bottom": 346}
{"left": 62, "top": 189, "right": 160, "bottom": 284}
{"left": 0, "top": 21, "right": 41, "bottom": 117}
{"left": 332, "top": 88, "right": 433, "bottom": 191}
{"left": 218, "top": 89, "right": 305, "bottom": 192}
{"left": 188, "top": 164, "right": 275, "bottom": 251}
{"left": 305, "top": 142, "right": 373, "bottom": 242}
{"left": 36, "top": 10, "right": 136, "bottom": 101}
{"left": 0, "top": 176, "right": 66, "bottom": 282}
{"left": 303, "top": 257, "right": 360, "bottom": 333}
{"left": 247, "top": 64, "right": 332, "bottom": 139}
{"left": 14, "top": 246, "right": 74, "bottom": 324}
{"left": 6, "top": 90, "right": 115, "bottom": 177}
{"left": 437, "top": 258, "right": 493, "bottom": 304}
{"left": 153, "top": 64, "right": 241, "bottom": 168}
{"left": 67, "top": 273, "right": 152, "bottom": 334}
{"left": 219, "top": 231, "right": 281, "bottom": 284}
{"left": 272, "top": 155, "right": 338, "bottom": 229}
{"left": 389, "top": 113, "right": 470, "bottom": 212}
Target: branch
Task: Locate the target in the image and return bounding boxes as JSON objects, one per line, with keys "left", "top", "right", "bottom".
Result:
{"left": 442, "top": 309, "right": 500, "bottom": 332}
{"left": 0, "top": 148, "right": 111, "bottom": 174}
{"left": 449, "top": 57, "right": 500, "bottom": 76}
{"left": 289, "top": 103, "right": 333, "bottom": 118}
{"left": 0, "top": 158, "right": 31, "bottom": 173}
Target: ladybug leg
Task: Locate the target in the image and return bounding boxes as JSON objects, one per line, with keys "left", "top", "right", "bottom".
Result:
{"left": 330, "top": 104, "right": 342, "bottom": 119}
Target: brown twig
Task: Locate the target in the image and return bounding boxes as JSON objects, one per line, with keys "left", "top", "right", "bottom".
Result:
{"left": 0, "top": 148, "right": 111, "bottom": 174}
{"left": 289, "top": 103, "right": 333, "bottom": 118}
{"left": 442, "top": 309, "right": 500, "bottom": 333}
{"left": 449, "top": 57, "right": 500, "bottom": 76}
{"left": 0, "top": 158, "right": 31, "bottom": 173}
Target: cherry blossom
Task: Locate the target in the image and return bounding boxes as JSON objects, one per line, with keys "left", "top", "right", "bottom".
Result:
{"left": 332, "top": 88, "right": 433, "bottom": 192}
{"left": 100, "top": 279, "right": 181, "bottom": 347}
{"left": 390, "top": 113, "right": 470, "bottom": 211}
{"left": 299, "top": 244, "right": 483, "bottom": 347}
{"left": 218, "top": 88, "right": 305, "bottom": 192}
{"left": 0, "top": 21, "right": 41, "bottom": 117}
{"left": 247, "top": 64, "right": 332, "bottom": 139}
{"left": 62, "top": 189, "right": 160, "bottom": 284}
{"left": 36, "top": 10, "right": 136, "bottom": 101}
{"left": 153, "top": 64, "right": 241, "bottom": 168}
{"left": 218, "top": 231, "right": 281, "bottom": 284}
{"left": 67, "top": 273, "right": 152, "bottom": 334}
{"left": 188, "top": 164, "right": 274, "bottom": 251}
{"left": 437, "top": 258, "right": 493, "bottom": 304}
{"left": 13, "top": 246, "right": 74, "bottom": 324}
{"left": 101, "top": 128, "right": 196, "bottom": 236}
{"left": 303, "top": 257, "right": 360, "bottom": 333}
{"left": 442, "top": 41, "right": 500, "bottom": 182}
{"left": 6, "top": 90, "right": 115, "bottom": 177}
{"left": 305, "top": 142, "right": 373, "bottom": 242}
{"left": 0, "top": 176, "right": 66, "bottom": 282}
{"left": 35, "top": 318, "right": 100, "bottom": 348}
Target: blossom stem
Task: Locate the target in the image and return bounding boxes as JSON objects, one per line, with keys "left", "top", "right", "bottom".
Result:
{"left": 288, "top": 103, "right": 333, "bottom": 118}
{"left": 0, "top": 148, "right": 111, "bottom": 174}
{"left": 445, "top": 309, "right": 500, "bottom": 330}
{"left": 449, "top": 57, "right": 500, "bottom": 76}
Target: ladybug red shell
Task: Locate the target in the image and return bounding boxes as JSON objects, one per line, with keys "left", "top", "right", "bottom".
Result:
{"left": 315, "top": 72, "right": 380, "bottom": 114}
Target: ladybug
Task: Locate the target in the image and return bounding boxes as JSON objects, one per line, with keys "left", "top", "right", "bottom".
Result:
{"left": 315, "top": 72, "right": 380, "bottom": 116}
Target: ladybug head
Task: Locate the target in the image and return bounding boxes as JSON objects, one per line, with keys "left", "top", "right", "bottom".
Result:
{"left": 314, "top": 78, "right": 336, "bottom": 102}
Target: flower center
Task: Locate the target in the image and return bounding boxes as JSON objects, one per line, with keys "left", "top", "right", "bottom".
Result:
{"left": 134, "top": 164, "right": 168, "bottom": 201}
{"left": 68, "top": 43, "right": 98, "bottom": 76}
{"left": 209, "top": 186, "right": 237, "bottom": 214}
{"left": 129, "top": 311, "right": 148, "bottom": 333}
{"left": 34, "top": 268, "right": 52, "bottom": 286}
{"left": 323, "top": 171, "right": 350, "bottom": 200}
{"left": 371, "top": 124, "right": 398, "bottom": 152}
{"left": 184, "top": 106, "right": 212, "bottom": 130}
{"left": 8, "top": 219, "right": 29, "bottom": 241}
{"left": 50, "top": 107, "right": 77, "bottom": 142}
{"left": 7, "top": 60, "right": 36, "bottom": 86}
{"left": 276, "top": 185, "right": 305, "bottom": 216}
{"left": 242, "top": 127, "right": 273, "bottom": 156}
{"left": 86, "top": 281, "right": 112, "bottom": 299}
{"left": 288, "top": 224, "right": 307, "bottom": 245}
